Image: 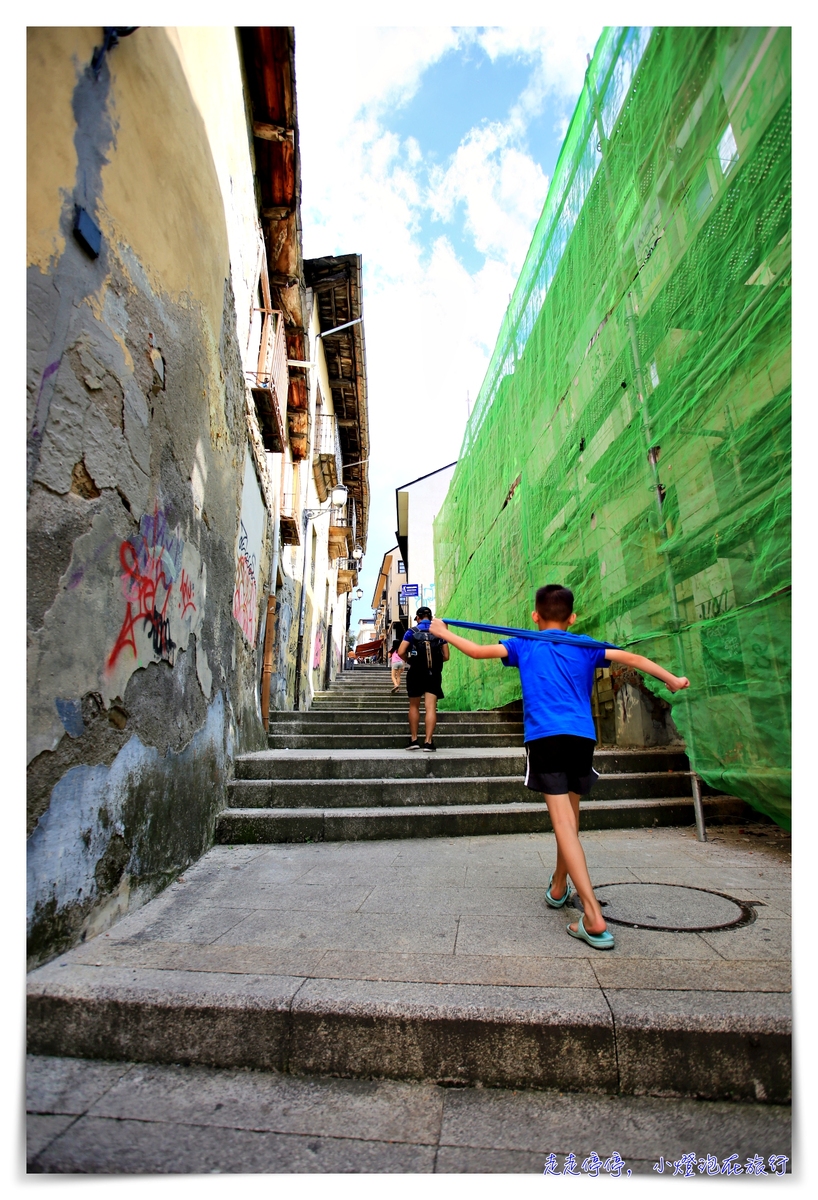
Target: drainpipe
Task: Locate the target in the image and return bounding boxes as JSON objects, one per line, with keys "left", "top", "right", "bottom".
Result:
{"left": 260, "top": 453, "right": 285, "bottom": 728}
{"left": 292, "top": 510, "right": 313, "bottom": 711}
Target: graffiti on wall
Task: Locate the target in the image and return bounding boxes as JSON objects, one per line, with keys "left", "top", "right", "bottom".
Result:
{"left": 233, "top": 448, "right": 267, "bottom": 645}
{"left": 106, "top": 503, "right": 204, "bottom": 678}
{"left": 107, "top": 505, "right": 182, "bottom": 668}
{"left": 312, "top": 625, "right": 324, "bottom": 671}
{"left": 233, "top": 521, "right": 258, "bottom": 643}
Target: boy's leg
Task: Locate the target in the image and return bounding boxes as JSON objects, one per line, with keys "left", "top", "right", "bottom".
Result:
{"left": 543, "top": 792, "right": 606, "bottom": 934}
{"left": 548, "top": 792, "right": 580, "bottom": 900}
{"left": 423, "top": 693, "right": 437, "bottom": 742}
{"left": 408, "top": 696, "right": 421, "bottom": 740}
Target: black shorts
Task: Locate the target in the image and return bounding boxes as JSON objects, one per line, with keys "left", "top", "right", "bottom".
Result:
{"left": 524, "top": 734, "right": 599, "bottom": 795}
{"left": 406, "top": 669, "right": 444, "bottom": 699}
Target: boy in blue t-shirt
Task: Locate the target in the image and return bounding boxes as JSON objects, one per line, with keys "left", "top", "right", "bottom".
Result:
{"left": 429, "top": 585, "right": 689, "bottom": 950}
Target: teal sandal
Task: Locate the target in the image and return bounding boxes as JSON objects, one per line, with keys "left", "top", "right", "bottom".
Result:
{"left": 545, "top": 873, "right": 573, "bottom": 908}
{"left": 567, "top": 914, "right": 615, "bottom": 950}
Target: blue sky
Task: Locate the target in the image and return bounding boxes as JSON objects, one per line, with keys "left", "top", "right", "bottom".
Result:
{"left": 295, "top": 24, "right": 603, "bottom": 624}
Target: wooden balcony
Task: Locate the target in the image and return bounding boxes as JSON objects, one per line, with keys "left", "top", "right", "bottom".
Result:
{"left": 328, "top": 524, "right": 351, "bottom": 559}
{"left": 312, "top": 412, "right": 342, "bottom": 503}
{"left": 250, "top": 305, "right": 289, "bottom": 453}
{"left": 336, "top": 566, "right": 358, "bottom": 595}
{"left": 336, "top": 555, "right": 359, "bottom": 595}
{"left": 280, "top": 490, "right": 301, "bottom": 546}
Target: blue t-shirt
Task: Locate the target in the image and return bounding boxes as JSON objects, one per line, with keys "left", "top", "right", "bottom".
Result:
{"left": 501, "top": 636, "right": 608, "bottom": 742}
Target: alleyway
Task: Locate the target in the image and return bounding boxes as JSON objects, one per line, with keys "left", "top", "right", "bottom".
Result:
{"left": 27, "top": 668, "right": 790, "bottom": 1171}
{"left": 26, "top": 22, "right": 793, "bottom": 1179}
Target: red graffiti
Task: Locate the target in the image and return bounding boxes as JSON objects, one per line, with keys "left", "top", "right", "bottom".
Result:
{"left": 179, "top": 569, "right": 196, "bottom": 617}
{"left": 106, "top": 506, "right": 182, "bottom": 671}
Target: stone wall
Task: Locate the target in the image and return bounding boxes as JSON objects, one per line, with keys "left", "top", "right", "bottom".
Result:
{"left": 27, "top": 28, "right": 272, "bottom": 966}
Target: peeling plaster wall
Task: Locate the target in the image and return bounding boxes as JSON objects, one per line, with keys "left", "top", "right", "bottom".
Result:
{"left": 27, "top": 28, "right": 272, "bottom": 966}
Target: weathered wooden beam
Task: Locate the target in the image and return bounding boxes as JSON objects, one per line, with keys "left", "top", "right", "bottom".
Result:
{"left": 262, "top": 206, "right": 291, "bottom": 221}
{"left": 269, "top": 271, "right": 301, "bottom": 288}
{"left": 253, "top": 121, "right": 295, "bottom": 142}
{"left": 311, "top": 273, "right": 349, "bottom": 288}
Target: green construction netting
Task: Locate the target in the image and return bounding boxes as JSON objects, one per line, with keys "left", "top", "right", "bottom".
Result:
{"left": 434, "top": 27, "right": 791, "bottom": 828}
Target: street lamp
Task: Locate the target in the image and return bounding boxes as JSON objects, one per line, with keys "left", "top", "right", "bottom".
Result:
{"left": 292, "top": 483, "right": 349, "bottom": 710}
{"left": 355, "top": 587, "right": 363, "bottom": 601}
{"left": 330, "top": 483, "right": 348, "bottom": 510}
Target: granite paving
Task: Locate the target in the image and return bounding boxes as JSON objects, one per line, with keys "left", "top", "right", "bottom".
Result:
{"left": 26, "top": 1053, "right": 791, "bottom": 1174}
{"left": 27, "top": 822, "right": 791, "bottom": 1108}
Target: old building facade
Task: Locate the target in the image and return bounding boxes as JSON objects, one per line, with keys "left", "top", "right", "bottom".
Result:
{"left": 371, "top": 547, "right": 409, "bottom": 659}
{"left": 26, "top": 27, "right": 368, "bottom": 965}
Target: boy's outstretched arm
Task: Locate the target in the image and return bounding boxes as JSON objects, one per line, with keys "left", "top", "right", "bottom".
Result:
{"left": 605, "top": 648, "right": 689, "bottom": 692}
{"left": 429, "top": 618, "right": 508, "bottom": 660}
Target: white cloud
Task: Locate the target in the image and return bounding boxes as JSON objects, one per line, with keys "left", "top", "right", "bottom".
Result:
{"left": 295, "top": 26, "right": 462, "bottom": 129}
{"left": 427, "top": 122, "right": 549, "bottom": 268}
{"left": 294, "top": 24, "right": 601, "bottom": 608}
{"left": 478, "top": 24, "right": 597, "bottom": 109}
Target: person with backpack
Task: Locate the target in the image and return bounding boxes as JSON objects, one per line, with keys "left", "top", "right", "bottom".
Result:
{"left": 397, "top": 606, "right": 449, "bottom": 751}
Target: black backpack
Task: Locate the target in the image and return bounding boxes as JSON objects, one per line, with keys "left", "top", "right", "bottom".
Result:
{"left": 408, "top": 627, "right": 445, "bottom": 671}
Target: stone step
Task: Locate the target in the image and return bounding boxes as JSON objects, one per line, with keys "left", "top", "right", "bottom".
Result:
{"left": 227, "top": 771, "right": 697, "bottom": 810}
{"left": 236, "top": 747, "right": 692, "bottom": 781}
{"left": 268, "top": 722, "right": 524, "bottom": 740}
{"left": 313, "top": 691, "right": 405, "bottom": 699}
{"left": 215, "top": 794, "right": 747, "bottom": 843}
{"left": 267, "top": 732, "right": 527, "bottom": 750}
{"left": 270, "top": 709, "right": 523, "bottom": 725}
{"left": 26, "top": 953, "right": 788, "bottom": 1104}
{"left": 26, "top": 821, "right": 789, "bottom": 1104}
{"left": 306, "top": 705, "right": 437, "bottom": 713}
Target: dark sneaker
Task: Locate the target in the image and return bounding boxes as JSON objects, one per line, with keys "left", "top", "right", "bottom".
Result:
{"left": 406, "top": 739, "right": 420, "bottom": 751}
{"left": 422, "top": 739, "right": 436, "bottom": 752}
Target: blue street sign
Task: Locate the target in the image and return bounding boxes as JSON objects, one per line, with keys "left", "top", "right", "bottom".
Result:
{"left": 401, "top": 584, "right": 419, "bottom": 596}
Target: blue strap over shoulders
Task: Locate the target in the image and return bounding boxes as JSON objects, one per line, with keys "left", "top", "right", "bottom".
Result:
{"left": 440, "top": 618, "right": 619, "bottom": 651}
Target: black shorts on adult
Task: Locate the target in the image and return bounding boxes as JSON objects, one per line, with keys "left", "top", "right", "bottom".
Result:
{"left": 405, "top": 668, "right": 444, "bottom": 699}
{"left": 524, "top": 734, "right": 599, "bottom": 795}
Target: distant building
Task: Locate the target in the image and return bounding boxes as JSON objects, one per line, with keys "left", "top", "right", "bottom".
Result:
{"left": 395, "top": 463, "right": 457, "bottom": 622}
{"left": 268, "top": 252, "right": 369, "bottom": 710}
{"left": 356, "top": 618, "right": 376, "bottom": 644}
{"left": 371, "top": 546, "right": 408, "bottom": 657}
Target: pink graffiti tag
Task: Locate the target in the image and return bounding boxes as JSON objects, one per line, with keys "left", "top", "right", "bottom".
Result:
{"left": 106, "top": 505, "right": 182, "bottom": 670}
{"left": 232, "top": 520, "right": 258, "bottom": 642}
{"left": 179, "top": 569, "right": 196, "bottom": 617}
{"left": 312, "top": 628, "right": 323, "bottom": 670}
{"left": 233, "top": 560, "right": 258, "bottom": 643}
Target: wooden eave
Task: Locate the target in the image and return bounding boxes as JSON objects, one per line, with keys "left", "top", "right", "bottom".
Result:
{"left": 303, "top": 253, "right": 370, "bottom": 553}
{"left": 239, "top": 26, "right": 309, "bottom": 454}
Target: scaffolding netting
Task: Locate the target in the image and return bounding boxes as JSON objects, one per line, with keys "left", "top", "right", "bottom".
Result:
{"left": 434, "top": 27, "right": 791, "bottom": 828}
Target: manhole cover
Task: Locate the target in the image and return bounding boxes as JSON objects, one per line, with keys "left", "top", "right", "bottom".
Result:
{"left": 570, "top": 882, "right": 756, "bottom": 932}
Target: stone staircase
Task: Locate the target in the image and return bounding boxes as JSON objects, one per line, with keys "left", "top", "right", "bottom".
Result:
{"left": 28, "top": 666, "right": 784, "bottom": 1106}
{"left": 216, "top": 666, "right": 745, "bottom": 843}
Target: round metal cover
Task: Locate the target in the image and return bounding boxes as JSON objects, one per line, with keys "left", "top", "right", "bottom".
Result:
{"left": 571, "top": 882, "right": 756, "bottom": 933}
